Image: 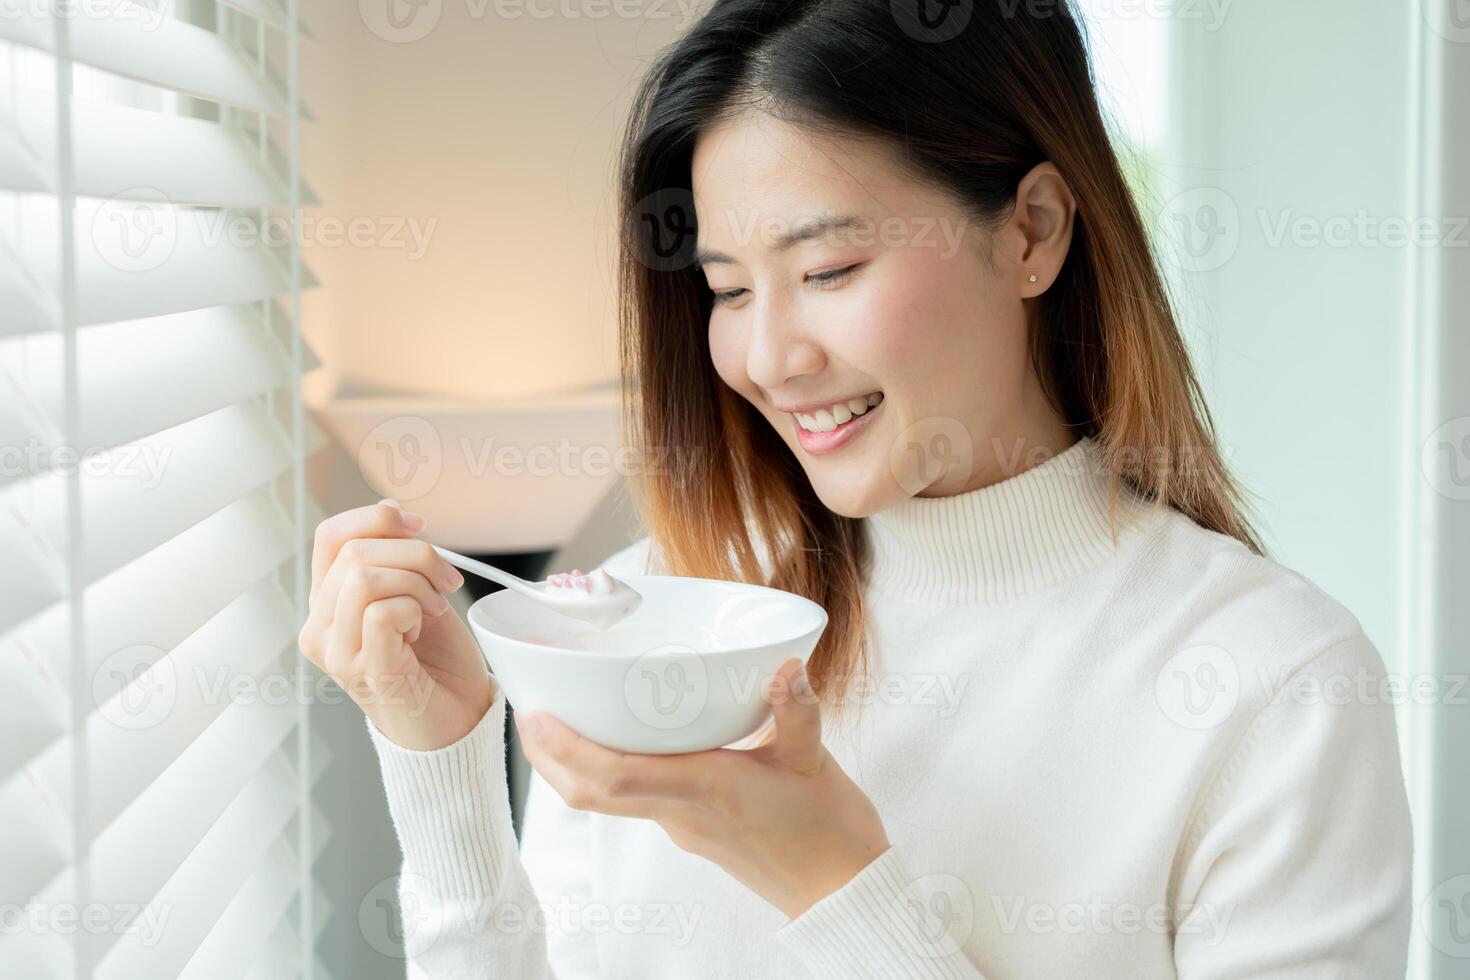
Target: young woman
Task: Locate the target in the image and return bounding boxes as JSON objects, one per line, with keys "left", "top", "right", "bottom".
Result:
{"left": 298, "top": 1, "right": 1414, "bottom": 976}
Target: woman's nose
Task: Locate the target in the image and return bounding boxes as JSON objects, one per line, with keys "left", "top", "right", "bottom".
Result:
{"left": 744, "top": 299, "right": 825, "bottom": 390}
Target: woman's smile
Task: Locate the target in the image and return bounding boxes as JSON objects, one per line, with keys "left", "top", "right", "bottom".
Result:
{"left": 786, "top": 391, "right": 884, "bottom": 455}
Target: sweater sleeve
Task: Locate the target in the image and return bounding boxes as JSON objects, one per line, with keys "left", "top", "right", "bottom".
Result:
{"left": 1171, "top": 629, "right": 1414, "bottom": 979}
{"left": 363, "top": 536, "right": 659, "bottom": 978}
{"left": 366, "top": 683, "right": 562, "bottom": 979}
{"left": 775, "top": 845, "right": 990, "bottom": 979}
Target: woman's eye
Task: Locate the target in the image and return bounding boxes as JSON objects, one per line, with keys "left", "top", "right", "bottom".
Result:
{"left": 807, "top": 263, "right": 860, "bottom": 287}
{"left": 709, "top": 264, "right": 860, "bottom": 306}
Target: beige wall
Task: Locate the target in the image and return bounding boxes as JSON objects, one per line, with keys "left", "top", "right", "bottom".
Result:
{"left": 301, "top": 0, "right": 701, "bottom": 399}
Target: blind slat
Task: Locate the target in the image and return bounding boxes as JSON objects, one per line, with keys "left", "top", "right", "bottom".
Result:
{"left": 0, "top": 256, "right": 56, "bottom": 337}
{"left": 180, "top": 783, "right": 332, "bottom": 980}
{"left": 0, "top": 4, "right": 289, "bottom": 115}
{"left": 0, "top": 6, "right": 323, "bottom": 973}
{"left": 95, "top": 753, "right": 301, "bottom": 978}
{"left": 6, "top": 399, "right": 323, "bottom": 610}
{"left": 0, "top": 601, "right": 297, "bottom": 906}
{"left": 0, "top": 489, "right": 298, "bottom": 783}
{"left": 74, "top": 584, "right": 296, "bottom": 829}
{"left": 180, "top": 839, "right": 299, "bottom": 980}
{"left": 4, "top": 195, "right": 317, "bottom": 334}
{"left": 9, "top": 306, "right": 294, "bottom": 455}
{"left": 0, "top": 120, "right": 48, "bottom": 193}
{"left": 91, "top": 692, "right": 299, "bottom": 919}
{"left": 8, "top": 94, "right": 314, "bottom": 207}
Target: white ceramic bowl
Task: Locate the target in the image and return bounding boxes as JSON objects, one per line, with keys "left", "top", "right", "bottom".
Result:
{"left": 467, "top": 575, "right": 829, "bottom": 754}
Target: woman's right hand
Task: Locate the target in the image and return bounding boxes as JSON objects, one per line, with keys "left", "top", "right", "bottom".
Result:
{"left": 298, "top": 498, "right": 494, "bottom": 750}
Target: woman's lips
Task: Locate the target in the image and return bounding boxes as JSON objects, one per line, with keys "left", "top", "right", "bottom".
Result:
{"left": 791, "top": 399, "right": 883, "bottom": 455}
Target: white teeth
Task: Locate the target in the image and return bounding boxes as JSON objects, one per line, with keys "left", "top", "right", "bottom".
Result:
{"left": 793, "top": 392, "right": 883, "bottom": 432}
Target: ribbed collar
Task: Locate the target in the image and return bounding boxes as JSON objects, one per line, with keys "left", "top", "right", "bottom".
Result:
{"left": 864, "top": 435, "right": 1161, "bottom": 605}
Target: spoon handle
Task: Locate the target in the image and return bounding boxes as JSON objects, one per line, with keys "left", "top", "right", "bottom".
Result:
{"left": 430, "top": 544, "right": 537, "bottom": 596}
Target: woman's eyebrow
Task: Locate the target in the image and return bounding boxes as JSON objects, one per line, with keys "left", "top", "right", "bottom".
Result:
{"left": 694, "top": 213, "right": 869, "bottom": 268}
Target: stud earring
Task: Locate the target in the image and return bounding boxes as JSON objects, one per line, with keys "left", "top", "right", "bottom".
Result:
{"left": 1028, "top": 274, "right": 1038, "bottom": 283}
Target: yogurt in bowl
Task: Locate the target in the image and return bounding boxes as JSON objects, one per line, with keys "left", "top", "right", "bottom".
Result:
{"left": 468, "top": 575, "right": 829, "bottom": 754}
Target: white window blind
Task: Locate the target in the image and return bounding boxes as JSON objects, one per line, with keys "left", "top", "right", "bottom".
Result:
{"left": 0, "top": 1, "right": 330, "bottom": 977}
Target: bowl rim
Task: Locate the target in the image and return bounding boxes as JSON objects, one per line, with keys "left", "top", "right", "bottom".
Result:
{"left": 466, "top": 573, "right": 830, "bottom": 661}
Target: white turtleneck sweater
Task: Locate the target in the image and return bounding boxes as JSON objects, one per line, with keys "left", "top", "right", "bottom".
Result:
{"left": 365, "top": 436, "right": 1413, "bottom": 979}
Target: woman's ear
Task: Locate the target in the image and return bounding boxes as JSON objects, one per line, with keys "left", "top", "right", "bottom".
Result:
{"left": 1008, "top": 161, "right": 1077, "bottom": 297}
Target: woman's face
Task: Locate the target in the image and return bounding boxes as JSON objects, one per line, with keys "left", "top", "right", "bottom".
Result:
{"left": 692, "top": 111, "right": 1073, "bottom": 518}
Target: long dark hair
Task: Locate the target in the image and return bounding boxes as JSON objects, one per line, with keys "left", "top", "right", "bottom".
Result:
{"left": 616, "top": 0, "right": 1263, "bottom": 699}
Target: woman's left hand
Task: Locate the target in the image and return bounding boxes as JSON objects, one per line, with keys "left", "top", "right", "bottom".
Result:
{"left": 514, "top": 657, "right": 890, "bottom": 919}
